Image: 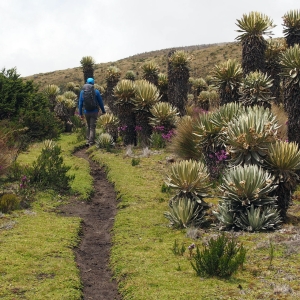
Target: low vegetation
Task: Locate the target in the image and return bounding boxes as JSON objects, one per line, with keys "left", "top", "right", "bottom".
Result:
{"left": 1, "top": 7, "right": 300, "bottom": 300}
{"left": 89, "top": 145, "right": 300, "bottom": 299}
{"left": 0, "top": 134, "right": 91, "bottom": 299}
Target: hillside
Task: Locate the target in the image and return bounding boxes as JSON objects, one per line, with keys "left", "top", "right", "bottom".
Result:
{"left": 24, "top": 42, "right": 242, "bottom": 90}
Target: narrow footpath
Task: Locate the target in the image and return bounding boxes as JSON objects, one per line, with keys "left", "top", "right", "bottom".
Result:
{"left": 60, "top": 148, "right": 122, "bottom": 300}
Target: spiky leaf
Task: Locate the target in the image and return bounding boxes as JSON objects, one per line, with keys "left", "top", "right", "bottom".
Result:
{"left": 225, "top": 106, "right": 280, "bottom": 166}
{"left": 165, "top": 159, "right": 211, "bottom": 196}
{"left": 220, "top": 164, "right": 277, "bottom": 209}
{"left": 164, "top": 195, "right": 206, "bottom": 228}
{"left": 235, "top": 11, "right": 275, "bottom": 41}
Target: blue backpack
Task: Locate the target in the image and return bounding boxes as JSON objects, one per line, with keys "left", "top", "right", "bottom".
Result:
{"left": 82, "top": 83, "right": 97, "bottom": 110}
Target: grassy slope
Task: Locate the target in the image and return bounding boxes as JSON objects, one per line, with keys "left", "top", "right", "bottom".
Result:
{"left": 0, "top": 134, "right": 91, "bottom": 300}
{"left": 90, "top": 147, "right": 300, "bottom": 300}
{"left": 23, "top": 42, "right": 242, "bottom": 89}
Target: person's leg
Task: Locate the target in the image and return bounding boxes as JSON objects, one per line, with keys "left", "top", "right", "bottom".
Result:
{"left": 85, "top": 114, "right": 91, "bottom": 144}
{"left": 88, "top": 112, "right": 98, "bottom": 145}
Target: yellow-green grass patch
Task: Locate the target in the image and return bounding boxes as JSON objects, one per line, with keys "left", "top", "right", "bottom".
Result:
{"left": 90, "top": 147, "right": 300, "bottom": 300}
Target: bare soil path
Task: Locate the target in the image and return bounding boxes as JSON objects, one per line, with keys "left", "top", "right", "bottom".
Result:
{"left": 60, "top": 148, "right": 122, "bottom": 300}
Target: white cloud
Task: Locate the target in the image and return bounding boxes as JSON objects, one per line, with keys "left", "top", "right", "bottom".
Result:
{"left": 0, "top": 0, "right": 298, "bottom": 76}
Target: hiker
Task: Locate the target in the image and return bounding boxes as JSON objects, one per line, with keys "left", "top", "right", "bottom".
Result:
{"left": 78, "top": 78, "right": 106, "bottom": 146}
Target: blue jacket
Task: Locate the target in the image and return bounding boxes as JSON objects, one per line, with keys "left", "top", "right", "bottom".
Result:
{"left": 78, "top": 88, "right": 106, "bottom": 116}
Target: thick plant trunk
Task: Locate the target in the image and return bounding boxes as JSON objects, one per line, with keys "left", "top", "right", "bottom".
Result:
{"left": 143, "top": 74, "right": 158, "bottom": 86}
{"left": 105, "top": 78, "right": 119, "bottom": 115}
{"left": 266, "top": 63, "right": 282, "bottom": 105}
{"left": 135, "top": 110, "right": 152, "bottom": 147}
{"left": 83, "top": 69, "right": 94, "bottom": 83}
{"left": 286, "top": 84, "right": 300, "bottom": 145}
{"left": 219, "top": 87, "right": 240, "bottom": 106}
{"left": 167, "top": 50, "right": 189, "bottom": 116}
{"left": 116, "top": 103, "right": 136, "bottom": 145}
{"left": 286, "top": 34, "right": 300, "bottom": 48}
{"left": 242, "top": 37, "right": 266, "bottom": 75}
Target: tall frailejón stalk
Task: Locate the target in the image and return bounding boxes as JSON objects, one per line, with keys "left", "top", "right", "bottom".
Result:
{"left": 80, "top": 56, "right": 95, "bottom": 83}
{"left": 280, "top": 44, "right": 300, "bottom": 145}
{"left": 235, "top": 11, "right": 275, "bottom": 75}
{"left": 168, "top": 50, "right": 191, "bottom": 116}
{"left": 283, "top": 9, "right": 300, "bottom": 47}
{"left": 132, "top": 80, "right": 161, "bottom": 146}
{"left": 141, "top": 61, "right": 160, "bottom": 86}
{"left": 113, "top": 79, "right": 136, "bottom": 145}
{"left": 265, "top": 39, "right": 286, "bottom": 104}
{"left": 211, "top": 59, "right": 243, "bottom": 106}
{"left": 105, "top": 66, "right": 121, "bottom": 115}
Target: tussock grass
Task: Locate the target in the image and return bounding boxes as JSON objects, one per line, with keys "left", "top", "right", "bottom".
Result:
{"left": 271, "top": 103, "right": 288, "bottom": 141}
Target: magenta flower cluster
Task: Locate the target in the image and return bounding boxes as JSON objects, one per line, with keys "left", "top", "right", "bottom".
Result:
{"left": 153, "top": 126, "right": 165, "bottom": 133}
{"left": 162, "top": 129, "right": 175, "bottom": 142}
{"left": 118, "top": 125, "right": 128, "bottom": 132}
{"left": 135, "top": 126, "right": 142, "bottom": 132}
{"left": 20, "top": 175, "right": 28, "bottom": 189}
{"left": 209, "top": 149, "right": 229, "bottom": 163}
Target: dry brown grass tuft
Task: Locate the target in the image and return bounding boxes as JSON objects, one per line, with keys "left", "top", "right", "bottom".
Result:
{"left": 271, "top": 103, "right": 288, "bottom": 141}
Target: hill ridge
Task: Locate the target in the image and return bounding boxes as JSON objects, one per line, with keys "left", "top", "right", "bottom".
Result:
{"left": 24, "top": 41, "right": 241, "bottom": 88}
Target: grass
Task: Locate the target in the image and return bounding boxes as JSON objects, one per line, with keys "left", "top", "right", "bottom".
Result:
{"left": 90, "top": 146, "right": 300, "bottom": 300}
{"left": 0, "top": 198, "right": 81, "bottom": 299}
{"left": 2, "top": 131, "right": 300, "bottom": 299}
{"left": 0, "top": 133, "right": 92, "bottom": 300}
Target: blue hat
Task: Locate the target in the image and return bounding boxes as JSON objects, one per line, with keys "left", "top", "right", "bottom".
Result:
{"left": 86, "top": 78, "right": 94, "bottom": 84}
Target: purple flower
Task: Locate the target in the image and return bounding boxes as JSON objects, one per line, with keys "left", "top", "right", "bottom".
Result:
{"left": 135, "top": 126, "right": 142, "bottom": 132}
{"left": 118, "top": 125, "right": 128, "bottom": 132}
{"left": 161, "top": 129, "right": 174, "bottom": 142}
{"left": 153, "top": 126, "right": 165, "bottom": 132}
{"left": 214, "top": 149, "right": 229, "bottom": 162}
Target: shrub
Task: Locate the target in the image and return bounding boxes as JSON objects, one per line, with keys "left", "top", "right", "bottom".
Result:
{"left": 131, "top": 158, "right": 140, "bottom": 166}
{"left": 18, "top": 93, "right": 64, "bottom": 140}
{"left": 26, "top": 141, "right": 74, "bottom": 192}
{"left": 0, "top": 193, "right": 20, "bottom": 213}
{"left": 191, "top": 233, "right": 246, "bottom": 278}
{"left": 0, "top": 68, "right": 38, "bottom": 119}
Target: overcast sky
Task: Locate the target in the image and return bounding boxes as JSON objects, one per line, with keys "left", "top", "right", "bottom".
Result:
{"left": 0, "top": 0, "right": 298, "bottom": 77}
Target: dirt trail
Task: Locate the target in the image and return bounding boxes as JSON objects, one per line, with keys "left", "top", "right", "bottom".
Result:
{"left": 60, "top": 148, "right": 121, "bottom": 300}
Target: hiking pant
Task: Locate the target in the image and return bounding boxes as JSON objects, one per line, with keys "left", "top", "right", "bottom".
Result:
{"left": 85, "top": 112, "right": 98, "bottom": 144}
